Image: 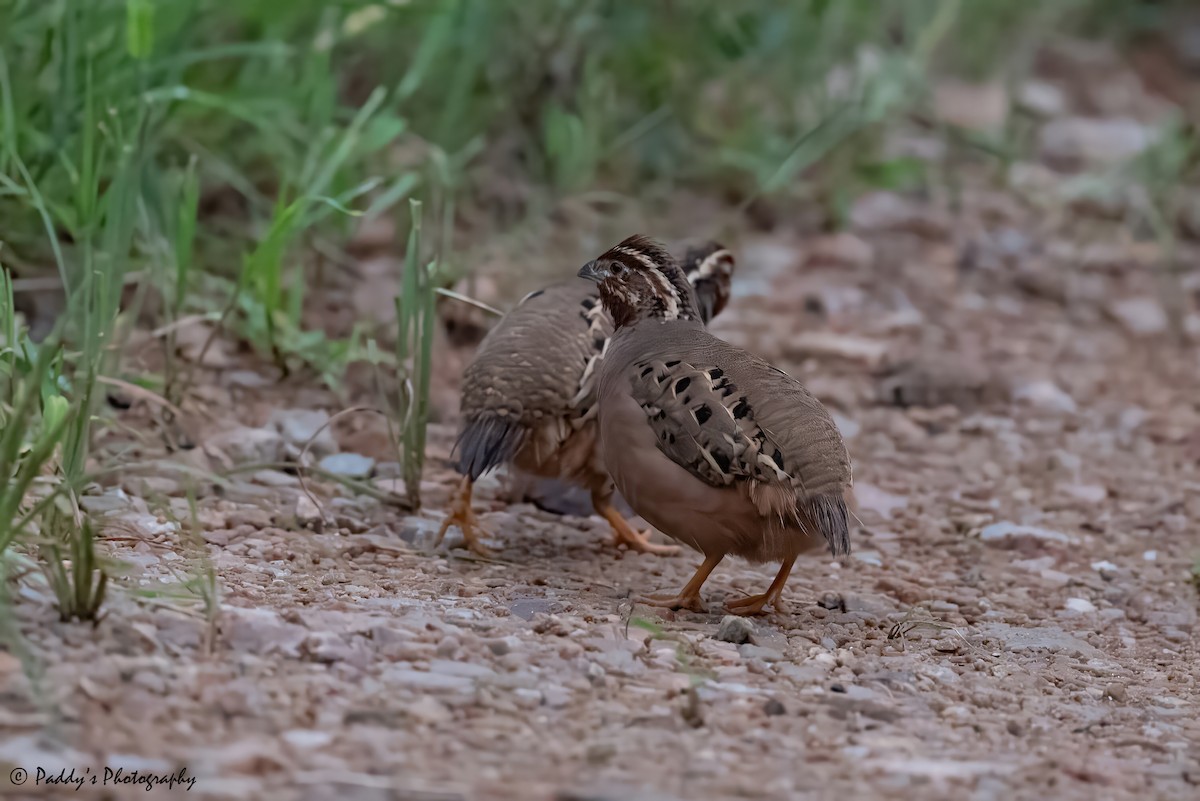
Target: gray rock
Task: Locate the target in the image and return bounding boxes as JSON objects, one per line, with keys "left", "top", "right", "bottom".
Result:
{"left": 225, "top": 370, "right": 272, "bottom": 388}
{"left": 784, "top": 332, "right": 890, "bottom": 367}
{"left": 221, "top": 607, "right": 308, "bottom": 658}
{"left": 427, "top": 659, "right": 496, "bottom": 679}
{"left": 840, "top": 593, "right": 896, "bottom": 616}
{"left": 1108, "top": 297, "right": 1169, "bottom": 337}
{"left": 1186, "top": 313, "right": 1200, "bottom": 343}
{"left": 252, "top": 469, "right": 299, "bottom": 487}
{"left": 1040, "top": 117, "right": 1153, "bottom": 165}
{"left": 406, "top": 696, "right": 452, "bottom": 724}
{"left": 738, "top": 644, "right": 785, "bottom": 662}
{"left": 222, "top": 481, "right": 281, "bottom": 504}
{"left": 111, "top": 512, "right": 179, "bottom": 538}
{"left": 1064, "top": 598, "right": 1097, "bottom": 614}
{"left": 483, "top": 637, "right": 514, "bottom": 656}
{"left": 509, "top": 598, "right": 563, "bottom": 621}
{"left": 850, "top": 191, "right": 950, "bottom": 238}
{"left": 398, "top": 516, "right": 441, "bottom": 545}
{"left": 980, "top": 521, "right": 1075, "bottom": 546}
{"left": 594, "top": 648, "right": 639, "bottom": 675}
{"left": 1014, "top": 380, "right": 1077, "bottom": 414}
{"left": 1103, "top": 682, "right": 1128, "bottom": 703}
{"left": 122, "top": 474, "right": 184, "bottom": 497}
{"left": 933, "top": 79, "right": 1009, "bottom": 132}
{"left": 80, "top": 490, "right": 136, "bottom": 513}
{"left": 982, "top": 623, "right": 1107, "bottom": 660}
{"left": 0, "top": 736, "right": 91, "bottom": 776}
{"left": 381, "top": 667, "right": 474, "bottom": 693}
{"left": 557, "top": 785, "right": 687, "bottom": 801}
{"left": 851, "top": 550, "right": 883, "bottom": 567}
{"left": 104, "top": 753, "right": 172, "bottom": 774}
{"left": 207, "top": 426, "right": 285, "bottom": 465}
{"left": 804, "top": 232, "right": 875, "bottom": 270}
{"left": 302, "top": 632, "right": 356, "bottom": 663}
{"left": 318, "top": 452, "right": 376, "bottom": 478}
{"left": 1143, "top": 605, "right": 1197, "bottom": 632}
{"left": 1017, "top": 80, "right": 1068, "bottom": 117}
{"left": 852, "top": 483, "right": 908, "bottom": 519}
{"left": 543, "top": 685, "right": 572, "bottom": 708}
{"left": 281, "top": 729, "right": 334, "bottom": 750}
{"left": 823, "top": 692, "right": 904, "bottom": 723}
{"left": 715, "top": 615, "right": 755, "bottom": 644}
{"left": 375, "top": 461, "right": 403, "bottom": 478}
{"left": 1059, "top": 483, "right": 1107, "bottom": 504}
{"left": 269, "top": 408, "right": 337, "bottom": 456}
{"left": 295, "top": 494, "right": 324, "bottom": 525}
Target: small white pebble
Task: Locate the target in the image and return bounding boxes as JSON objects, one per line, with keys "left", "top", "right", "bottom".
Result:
{"left": 941, "top": 705, "right": 971, "bottom": 720}
{"left": 282, "top": 730, "right": 334, "bottom": 749}
{"left": 1142, "top": 550, "right": 1157, "bottom": 562}
{"left": 1065, "top": 598, "right": 1097, "bottom": 613}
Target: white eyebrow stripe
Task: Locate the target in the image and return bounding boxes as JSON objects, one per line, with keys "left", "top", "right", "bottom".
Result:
{"left": 692, "top": 249, "right": 732, "bottom": 280}
{"left": 612, "top": 246, "right": 658, "bottom": 272}
{"left": 607, "top": 243, "right": 681, "bottom": 319}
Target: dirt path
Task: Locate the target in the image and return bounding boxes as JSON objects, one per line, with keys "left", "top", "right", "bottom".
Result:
{"left": 3, "top": 179, "right": 1200, "bottom": 801}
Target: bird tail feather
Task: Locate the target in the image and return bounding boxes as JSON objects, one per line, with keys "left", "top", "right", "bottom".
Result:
{"left": 454, "top": 414, "right": 526, "bottom": 480}
{"left": 803, "top": 493, "right": 851, "bottom": 557}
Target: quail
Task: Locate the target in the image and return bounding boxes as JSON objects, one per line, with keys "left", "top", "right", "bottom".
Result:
{"left": 436, "top": 242, "right": 736, "bottom": 556}
{"left": 578, "top": 235, "right": 852, "bottom": 614}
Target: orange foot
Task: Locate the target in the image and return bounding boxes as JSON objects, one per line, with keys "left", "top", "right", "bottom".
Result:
{"left": 611, "top": 522, "right": 680, "bottom": 556}
{"left": 635, "top": 591, "right": 706, "bottom": 613}
{"left": 596, "top": 498, "right": 680, "bottom": 556}
{"left": 724, "top": 592, "right": 791, "bottom": 616}
{"left": 433, "top": 477, "right": 495, "bottom": 557}
{"left": 724, "top": 558, "right": 796, "bottom": 616}
{"left": 633, "top": 554, "right": 725, "bottom": 614}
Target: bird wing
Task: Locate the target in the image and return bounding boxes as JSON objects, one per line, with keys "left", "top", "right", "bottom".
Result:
{"left": 623, "top": 334, "right": 851, "bottom": 503}
{"left": 460, "top": 278, "right": 609, "bottom": 428}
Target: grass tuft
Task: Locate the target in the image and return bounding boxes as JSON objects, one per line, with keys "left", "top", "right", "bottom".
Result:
{"left": 392, "top": 199, "right": 437, "bottom": 509}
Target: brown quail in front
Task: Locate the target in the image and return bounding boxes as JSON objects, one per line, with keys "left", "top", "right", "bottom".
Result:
{"left": 437, "top": 243, "right": 737, "bottom": 556}
{"left": 579, "top": 235, "right": 852, "bottom": 615}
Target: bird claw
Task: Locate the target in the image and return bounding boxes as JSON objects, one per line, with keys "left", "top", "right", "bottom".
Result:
{"left": 612, "top": 526, "right": 681, "bottom": 556}
{"left": 724, "top": 592, "right": 789, "bottom": 617}
{"left": 635, "top": 592, "right": 706, "bottom": 613}
{"left": 433, "top": 501, "right": 495, "bottom": 558}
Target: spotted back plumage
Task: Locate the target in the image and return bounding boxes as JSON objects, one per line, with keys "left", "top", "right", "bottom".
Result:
{"left": 621, "top": 338, "right": 852, "bottom": 555}
{"left": 589, "top": 234, "right": 853, "bottom": 558}
{"left": 455, "top": 241, "right": 736, "bottom": 480}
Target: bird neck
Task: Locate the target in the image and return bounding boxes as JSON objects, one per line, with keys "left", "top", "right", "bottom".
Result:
{"left": 604, "top": 264, "right": 700, "bottom": 329}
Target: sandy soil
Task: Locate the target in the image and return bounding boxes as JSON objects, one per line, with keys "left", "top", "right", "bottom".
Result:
{"left": 4, "top": 172, "right": 1199, "bottom": 801}
{"left": 5, "top": 47, "right": 1200, "bottom": 800}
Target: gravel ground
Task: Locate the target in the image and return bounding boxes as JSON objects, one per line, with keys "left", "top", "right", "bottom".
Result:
{"left": 4, "top": 85, "right": 1200, "bottom": 801}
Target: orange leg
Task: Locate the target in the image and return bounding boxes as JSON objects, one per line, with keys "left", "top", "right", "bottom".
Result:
{"left": 725, "top": 558, "right": 796, "bottom": 616}
{"left": 433, "top": 476, "right": 495, "bottom": 557}
{"left": 592, "top": 490, "right": 680, "bottom": 556}
{"left": 636, "top": 553, "right": 724, "bottom": 613}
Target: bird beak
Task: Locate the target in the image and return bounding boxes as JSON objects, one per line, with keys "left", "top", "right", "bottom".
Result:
{"left": 577, "top": 260, "right": 605, "bottom": 283}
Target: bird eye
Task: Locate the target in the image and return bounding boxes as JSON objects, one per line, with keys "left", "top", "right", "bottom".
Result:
{"left": 611, "top": 262, "right": 625, "bottom": 276}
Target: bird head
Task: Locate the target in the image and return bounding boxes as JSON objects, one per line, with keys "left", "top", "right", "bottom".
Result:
{"left": 578, "top": 234, "right": 701, "bottom": 329}
{"left": 679, "top": 241, "right": 735, "bottom": 324}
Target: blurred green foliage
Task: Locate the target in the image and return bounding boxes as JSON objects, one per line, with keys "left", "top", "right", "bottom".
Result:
{"left": 3, "top": 0, "right": 1178, "bottom": 275}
